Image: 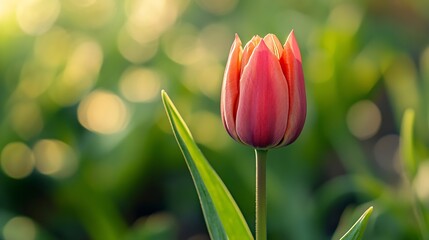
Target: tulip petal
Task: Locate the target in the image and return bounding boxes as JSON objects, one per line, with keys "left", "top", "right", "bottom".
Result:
{"left": 236, "top": 40, "right": 289, "bottom": 149}
{"left": 263, "top": 34, "right": 283, "bottom": 59}
{"left": 221, "top": 34, "right": 242, "bottom": 141}
{"left": 279, "top": 30, "right": 306, "bottom": 146}
{"left": 241, "top": 35, "right": 261, "bottom": 73}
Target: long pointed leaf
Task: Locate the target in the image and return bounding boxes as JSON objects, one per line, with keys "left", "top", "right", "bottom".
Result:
{"left": 161, "top": 91, "right": 253, "bottom": 240}
{"left": 400, "top": 109, "right": 417, "bottom": 179}
{"left": 339, "top": 206, "right": 373, "bottom": 240}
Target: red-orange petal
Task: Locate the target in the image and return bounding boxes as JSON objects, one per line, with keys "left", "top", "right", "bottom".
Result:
{"left": 235, "top": 39, "right": 289, "bottom": 149}
{"left": 220, "top": 34, "right": 242, "bottom": 141}
{"left": 278, "top": 30, "right": 306, "bottom": 146}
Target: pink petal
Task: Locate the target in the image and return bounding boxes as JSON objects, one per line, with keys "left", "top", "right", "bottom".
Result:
{"left": 241, "top": 35, "right": 261, "bottom": 73}
{"left": 220, "top": 34, "right": 242, "bottom": 141}
{"left": 263, "top": 34, "right": 283, "bottom": 59}
{"left": 236, "top": 39, "right": 289, "bottom": 149}
{"left": 278, "top": 30, "right": 306, "bottom": 146}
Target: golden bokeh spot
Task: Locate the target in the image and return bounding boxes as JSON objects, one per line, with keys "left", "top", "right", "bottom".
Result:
{"left": 62, "top": 0, "right": 116, "bottom": 29}
{"left": 346, "top": 100, "right": 381, "bottom": 140}
{"left": 1, "top": 142, "right": 35, "bottom": 179}
{"left": 163, "top": 24, "right": 209, "bottom": 65}
{"left": 33, "top": 139, "right": 78, "bottom": 178}
{"left": 78, "top": 90, "right": 129, "bottom": 134}
{"left": 16, "top": 0, "right": 60, "bottom": 35}
{"left": 117, "top": 27, "right": 158, "bottom": 64}
{"left": 119, "top": 67, "right": 161, "bottom": 102}
{"left": 50, "top": 39, "right": 103, "bottom": 106}
{"left": 33, "top": 27, "right": 73, "bottom": 68}
{"left": 413, "top": 161, "right": 429, "bottom": 202}
{"left": 3, "top": 216, "right": 37, "bottom": 240}
{"left": 9, "top": 101, "right": 43, "bottom": 140}
{"left": 125, "top": 0, "right": 182, "bottom": 44}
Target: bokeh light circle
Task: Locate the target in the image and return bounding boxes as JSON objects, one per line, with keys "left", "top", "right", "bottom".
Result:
{"left": 50, "top": 40, "right": 104, "bottom": 106}
{"left": 9, "top": 101, "right": 44, "bottom": 140}
{"left": 119, "top": 67, "right": 161, "bottom": 102}
{"left": 33, "top": 139, "right": 78, "bottom": 178}
{"left": 3, "top": 216, "right": 37, "bottom": 240}
{"left": 78, "top": 90, "right": 129, "bottom": 134}
{"left": 16, "top": 0, "right": 61, "bottom": 35}
{"left": 346, "top": 100, "right": 382, "bottom": 140}
{"left": 1, "top": 142, "right": 35, "bottom": 179}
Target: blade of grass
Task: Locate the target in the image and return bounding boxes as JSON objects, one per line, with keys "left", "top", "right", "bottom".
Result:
{"left": 401, "top": 108, "right": 417, "bottom": 179}
{"left": 339, "top": 206, "right": 373, "bottom": 240}
{"left": 161, "top": 90, "right": 253, "bottom": 240}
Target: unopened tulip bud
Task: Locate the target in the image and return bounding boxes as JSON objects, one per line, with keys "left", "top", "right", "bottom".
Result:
{"left": 220, "top": 31, "right": 306, "bottom": 149}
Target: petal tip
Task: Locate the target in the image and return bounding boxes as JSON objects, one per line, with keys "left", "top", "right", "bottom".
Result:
{"left": 263, "top": 33, "right": 283, "bottom": 58}
{"left": 285, "top": 30, "right": 302, "bottom": 62}
{"left": 234, "top": 33, "right": 242, "bottom": 44}
{"left": 255, "top": 38, "right": 269, "bottom": 51}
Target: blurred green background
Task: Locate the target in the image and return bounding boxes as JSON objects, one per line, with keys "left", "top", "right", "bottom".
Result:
{"left": 1, "top": 0, "right": 429, "bottom": 239}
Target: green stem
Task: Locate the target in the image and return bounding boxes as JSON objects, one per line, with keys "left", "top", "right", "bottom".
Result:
{"left": 256, "top": 149, "right": 268, "bottom": 240}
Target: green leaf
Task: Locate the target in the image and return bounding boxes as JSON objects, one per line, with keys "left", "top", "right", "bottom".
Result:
{"left": 339, "top": 206, "right": 373, "bottom": 240}
{"left": 400, "top": 108, "right": 417, "bottom": 179}
{"left": 161, "top": 90, "right": 254, "bottom": 240}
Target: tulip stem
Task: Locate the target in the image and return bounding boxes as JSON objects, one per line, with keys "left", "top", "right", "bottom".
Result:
{"left": 256, "top": 149, "right": 267, "bottom": 240}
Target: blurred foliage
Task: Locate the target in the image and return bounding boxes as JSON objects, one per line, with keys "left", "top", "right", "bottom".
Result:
{"left": 1, "top": 0, "right": 429, "bottom": 239}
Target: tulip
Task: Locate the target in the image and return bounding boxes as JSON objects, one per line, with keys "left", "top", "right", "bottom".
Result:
{"left": 220, "top": 31, "right": 306, "bottom": 149}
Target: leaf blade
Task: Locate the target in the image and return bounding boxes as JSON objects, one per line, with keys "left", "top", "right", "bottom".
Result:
{"left": 400, "top": 108, "right": 417, "bottom": 179}
{"left": 339, "top": 206, "right": 373, "bottom": 240}
{"left": 161, "top": 91, "right": 254, "bottom": 240}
